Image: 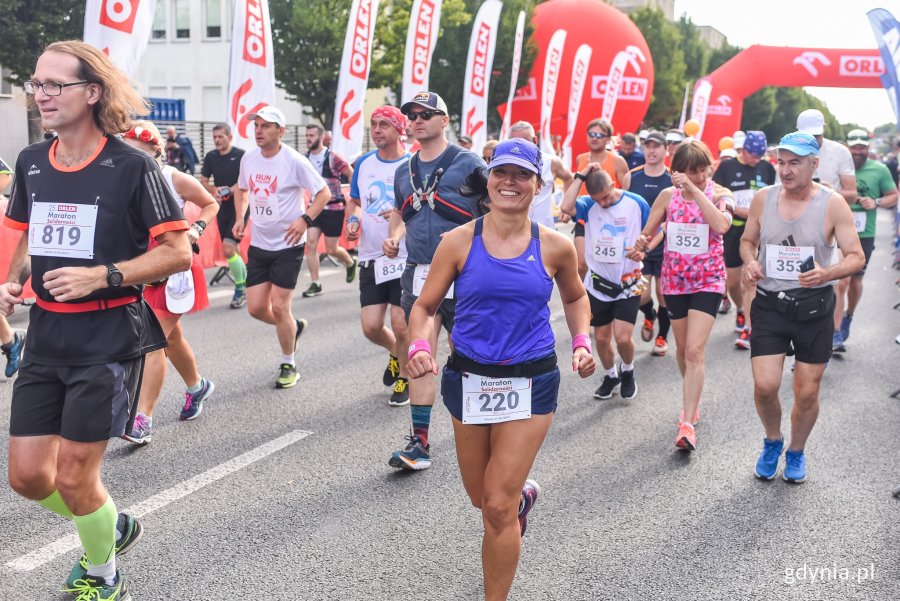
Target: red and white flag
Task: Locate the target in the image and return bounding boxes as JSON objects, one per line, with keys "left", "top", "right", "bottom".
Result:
{"left": 499, "top": 10, "right": 526, "bottom": 141}
{"left": 228, "top": 0, "right": 276, "bottom": 149}
{"left": 461, "top": 0, "right": 504, "bottom": 155}
{"left": 402, "top": 0, "right": 443, "bottom": 104}
{"left": 690, "top": 79, "right": 713, "bottom": 138}
{"left": 539, "top": 29, "right": 567, "bottom": 154}
{"left": 83, "top": 0, "right": 157, "bottom": 77}
{"left": 333, "top": 0, "right": 381, "bottom": 159}
{"left": 600, "top": 45, "right": 647, "bottom": 124}
{"left": 562, "top": 44, "right": 592, "bottom": 167}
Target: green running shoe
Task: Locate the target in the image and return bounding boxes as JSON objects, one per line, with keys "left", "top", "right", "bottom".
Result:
{"left": 276, "top": 363, "right": 299, "bottom": 389}
{"left": 64, "top": 571, "right": 131, "bottom": 601}
{"left": 66, "top": 513, "right": 143, "bottom": 589}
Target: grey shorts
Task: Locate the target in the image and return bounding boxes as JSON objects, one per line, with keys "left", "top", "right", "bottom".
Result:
{"left": 400, "top": 263, "right": 456, "bottom": 332}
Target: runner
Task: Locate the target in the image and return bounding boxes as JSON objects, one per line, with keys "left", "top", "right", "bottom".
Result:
{"left": 508, "top": 120, "right": 574, "bottom": 228}
{"left": 633, "top": 140, "right": 734, "bottom": 450}
{"left": 740, "top": 131, "right": 864, "bottom": 482}
{"left": 200, "top": 123, "right": 247, "bottom": 308}
{"left": 234, "top": 106, "right": 330, "bottom": 389}
{"left": 664, "top": 129, "right": 685, "bottom": 168}
{"left": 302, "top": 123, "right": 357, "bottom": 297}
{"left": 619, "top": 132, "right": 645, "bottom": 171}
{"left": 0, "top": 155, "right": 25, "bottom": 377}
{"left": 346, "top": 106, "right": 412, "bottom": 406}
{"left": 838, "top": 129, "right": 898, "bottom": 346}
{"left": 2, "top": 40, "right": 191, "bottom": 600}
{"left": 406, "top": 138, "right": 595, "bottom": 601}
{"left": 120, "top": 121, "right": 219, "bottom": 444}
{"left": 560, "top": 164, "right": 649, "bottom": 400}
{"left": 382, "top": 91, "right": 485, "bottom": 470}
{"left": 712, "top": 131, "right": 777, "bottom": 350}
{"left": 626, "top": 130, "right": 673, "bottom": 356}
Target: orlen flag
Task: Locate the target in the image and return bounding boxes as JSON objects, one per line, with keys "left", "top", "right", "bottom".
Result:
{"left": 83, "top": 0, "right": 157, "bottom": 77}
{"left": 499, "top": 0, "right": 653, "bottom": 168}
{"left": 402, "top": 0, "right": 443, "bottom": 104}
{"left": 228, "top": 0, "right": 276, "bottom": 149}
{"left": 333, "top": 0, "right": 381, "bottom": 159}
{"left": 461, "top": 0, "right": 504, "bottom": 155}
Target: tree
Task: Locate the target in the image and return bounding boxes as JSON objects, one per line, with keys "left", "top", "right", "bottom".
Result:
{"left": 629, "top": 8, "right": 685, "bottom": 128}
{"left": 0, "top": 0, "right": 85, "bottom": 86}
{"left": 677, "top": 15, "right": 709, "bottom": 80}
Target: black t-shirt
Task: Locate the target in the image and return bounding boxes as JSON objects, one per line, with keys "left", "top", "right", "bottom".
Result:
{"left": 202, "top": 147, "right": 245, "bottom": 218}
{"left": 712, "top": 158, "right": 776, "bottom": 226}
{"left": 628, "top": 165, "right": 671, "bottom": 260}
{"left": 6, "top": 135, "right": 188, "bottom": 366}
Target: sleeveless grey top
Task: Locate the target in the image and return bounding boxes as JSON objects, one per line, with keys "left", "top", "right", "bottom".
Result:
{"left": 757, "top": 185, "right": 834, "bottom": 292}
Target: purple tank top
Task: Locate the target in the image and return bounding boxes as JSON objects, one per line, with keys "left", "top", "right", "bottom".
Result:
{"left": 451, "top": 218, "right": 556, "bottom": 364}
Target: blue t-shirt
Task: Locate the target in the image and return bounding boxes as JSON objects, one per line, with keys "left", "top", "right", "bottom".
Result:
{"left": 628, "top": 166, "right": 671, "bottom": 260}
{"left": 622, "top": 149, "right": 645, "bottom": 171}
{"left": 393, "top": 145, "right": 486, "bottom": 265}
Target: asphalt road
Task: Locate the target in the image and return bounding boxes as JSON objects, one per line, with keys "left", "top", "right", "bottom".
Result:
{"left": 1, "top": 216, "right": 899, "bottom": 601}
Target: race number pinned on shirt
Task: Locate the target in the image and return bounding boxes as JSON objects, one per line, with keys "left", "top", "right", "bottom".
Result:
{"left": 852, "top": 211, "right": 867, "bottom": 233}
{"left": 667, "top": 222, "right": 709, "bottom": 255}
{"left": 592, "top": 235, "right": 624, "bottom": 263}
{"left": 765, "top": 244, "right": 813, "bottom": 280}
{"left": 374, "top": 256, "right": 404, "bottom": 285}
{"left": 734, "top": 189, "right": 754, "bottom": 210}
{"left": 462, "top": 374, "right": 532, "bottom": 424}
{"left": 412, "top": 264, "right": 454, "bottom": 299}
{"left": 250, "top": 193, "right": 281, "bottom": 223}
{"left": 29, "top": 202, "right": 98, "bottom": 259}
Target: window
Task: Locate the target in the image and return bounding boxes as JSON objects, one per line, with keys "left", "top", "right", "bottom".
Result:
{"left": 205, "top": 0, "right": 222, "bottom": 38}
{"left": 152, "top": 1, "right": 167, "bottom": 40}
{"left": 174, "top": 0, "right": 190, "bottom": 39}
{"left": 0, "top": 66, "right": 12, "bottom": 96}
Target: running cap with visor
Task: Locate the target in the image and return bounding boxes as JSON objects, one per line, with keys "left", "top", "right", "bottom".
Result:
{"left": 247, "top": 106, "right": 286, "bottom": 127}
{"left": 796, "top": 109, "right": 825, "bottom": 136}
{"left": 487, "top": 139, "right": 542, "bottom": 176}
{"left": 733, "top": 130, "right": 746, "bottom": 149}
{"left": 400, "top": 91, "right": 448, "bottom": 115}
{"left": 665, "top": 130, "right": 685, "bottom": 143}
{"left": 743, "top": 131, "right": 767, "bottom": 157}
{"left": 644, "top": 131, "right": 666, "bottom": 145}
{"left": 846, "top": 128, "right": 870, "bottom": 147}
{"left": 777, "top": 132, "right": 820, "bottom": 157}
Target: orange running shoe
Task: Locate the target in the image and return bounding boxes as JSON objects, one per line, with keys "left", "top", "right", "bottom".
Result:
{"left": 675, "top": 422, "right": 696, "bottom": 450}
{"left": 652, "top": 336, "right": 668, "bottom": 356}
{"left": 641, "top": 318, "right": 654, "bottom": 342}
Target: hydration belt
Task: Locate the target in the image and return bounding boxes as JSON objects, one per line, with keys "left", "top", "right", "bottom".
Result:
{"left": 447, "top": 351, "right": 557, "bottom": 379}
{"left": 35, "top": 295, "right": 139, "bottom": 313}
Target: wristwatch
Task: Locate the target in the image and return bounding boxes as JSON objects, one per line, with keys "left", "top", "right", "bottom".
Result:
{"left": 875, "top": 197, "right": 882, "bottom": 207}
{"left": 574, "top": 172, "right": 587, "bottom": 181}
{"left": 106, "top": 264, "right": 124, "bottom": 288}
{"left": 302, "top": 214, "right": 314, "bottom": 227}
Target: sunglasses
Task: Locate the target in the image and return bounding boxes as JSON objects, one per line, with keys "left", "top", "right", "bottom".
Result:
{"left": 587, "top": 131, "right": 609, "bottom": 139}
{"left": 407, "top": 110, "right": 442, "bottom": 122}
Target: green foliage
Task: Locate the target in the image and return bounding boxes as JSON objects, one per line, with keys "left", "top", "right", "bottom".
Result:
{"left": 0, "top": 0, "right": 85, "bottom": 86}
{"left": 629, "top": 8, "right": 685, "bottom": 128}
{"left": 677, "top": 15, "right": 709, "bottom": 80}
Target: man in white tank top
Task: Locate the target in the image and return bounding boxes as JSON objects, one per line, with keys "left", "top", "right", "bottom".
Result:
{"left": 508, "top": 121, "right": 574, "bottom": 228}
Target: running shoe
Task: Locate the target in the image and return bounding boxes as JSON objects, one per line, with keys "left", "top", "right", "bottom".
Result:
{"left": 302, "top": 282, "right": 323, "bottom": 297}
{"left": 619, "top": 367, "right": 637, "bottom": 399}
{"left": 652, "top": 336, "right": 668, "bottom": 356}
{"left": 640, "top": 318, "right": 654, "bottom": 342}
{"left": 121, "top": 413, "right": 152, "bottom": 445}
{"left": 2, "top": 330, "right": 24, "bottom": 378}
{"left": 593, "top": 374, "right": 620, "bottom": 399}
{"left": 719, "top": 295, "right": 731, "bottom": 314}
{"left": 840, "top": 313, "right": 852, "bottom": 342}
{"left": 64, "top": 571, "right": 131, "bottom": 601}
{"left": 754, "top": 437, "right": 784, "bottom": 480}
{"left": 735, "top": 328, "right": 751, "bottom": 350}
{"left": 782, "top": 449, "right": 807, "bottom": 483}
{"left": 388, "top": 434, "right": 431, "bottom": 470}
{"left": 275, "top": 363, "right": 299, "bottom": 389}
{"left": 518, "top": 479, "right": 541, "bottom": 538}
{"left": 734, "top": 311, "right": 746, "bottom": 333}
{"left": 675, "top": 422, "right": 696, "bottom": 451}
{"left": 67, "top": 514, "right": 142, "bottom": 589}
{"left": 678, "top": 407, "right": 700, "bottom": 426}
{"left": 293, "top": 318, "right": 308, "bottom": 353}
{"left": 346, "top": 257, "right": 358, "bottom": 283}
{"left": 389, "top": 377, "right": 410, "bottom": 407}
{"left": 383, "top": 354, "right": 400, "bottom": 386}
{"left": 230, "top": 287, "right": 247, "bottom": 309}
{"left": 832, "top": 331, "right": 846, "bottom": 353}
{"left": 180, "top": 378, "right": 215, "bottom": 421}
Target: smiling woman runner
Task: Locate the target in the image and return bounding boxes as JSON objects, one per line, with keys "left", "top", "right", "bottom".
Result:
{"left": 406, "top": 138, "right": 595, "bottom": 601}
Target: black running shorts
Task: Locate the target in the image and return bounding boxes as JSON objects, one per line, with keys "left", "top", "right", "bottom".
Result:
{"left": 664, "top": 291, "right": 723, "bottom": 320}
{"left": 359, "top": 261, "right": 402, "bottom": 307}
{"left": 217, "top": 203, "right": 249, "bottom": 245}
{"left": 588, "top": 294, "right": 641, "bottom": 327}
{"left": 309, "top": 209, "right": 345, "bottom": 238}
{"left": 10, "top": 358, "right": 144, "bottom": 442}
{"left": 246, "top": 244, "right": 305, "bottom": 289}
{"left": 750, "top": 288, "right": 834, "bottom": 364}
{"left": 400, "top": 264, "right": 455, "bottom": 332}
{"left": 723, "top": 225, "right": 745, "bottom": 269}
{"left": 855, "top": 237, "right": 875, "bottom": 276}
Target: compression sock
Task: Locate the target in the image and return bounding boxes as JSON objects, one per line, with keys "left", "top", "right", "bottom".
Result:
{"left": 658, "top": 310, "right": 671, "bottom": 340}
{"left": 227, "top": 253, "right": 247, "bottom": 288}
{"left": 639, "top": 301, "right": 656, "bottom": 321}
{"left": 410, "top": 405, "right": 432, "bottom": 447}
{"left": 73, "top": 496, "right": 118, "bottom": 582}
{"left": 187, "top": 378, "right": 204, "bottom": 394}
{"left": 38, "top": 490, "right": 73, "bottom": 519}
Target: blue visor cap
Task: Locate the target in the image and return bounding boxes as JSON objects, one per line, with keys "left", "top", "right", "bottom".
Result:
{"left": 487, "top": 139, "right": 543, "bottom": 175}
{"left": 744, "top": 131, "right": 767, "bottom": 157}
{"left": 777, "top": 131, "right": 819, "bottom": 157}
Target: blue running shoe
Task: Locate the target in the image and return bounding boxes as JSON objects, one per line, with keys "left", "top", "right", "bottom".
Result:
{"left": 832, "top": 331, "right": 846, "bottom": 353}
{"left": 518, "top": 479, "right": 541, "bottom": 537}
{"left": 121, "top": 413, "right": 152, "bottom": 445}
{"left": 180, "top": 378, "right": 214, "bottom": 421}
{"left": 66, "top": 513, "right": 143, "bottom": 589}
{"left": 388, "top": 435, "right": 431, "bottom": 470}
{"left": 754, "top": 437, "right": 784, "bottom": 480}
{"left": 783, "top": 449, "right": 807, "bottom": 483}
{"left": 840, "top": 314, "right": 852, "bottom": 342}
{"left": 2, "top": 330, "right": 24, "bottom": 378}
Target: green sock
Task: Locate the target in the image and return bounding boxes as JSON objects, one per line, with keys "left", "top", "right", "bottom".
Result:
{"left": 227, "top": 253, "right": 247, "bottom": 288}
{"left": 38, "top": 490, "right": 73, "bottom": 519}
{"left": 72, "top": 496, "right": 117, "bottom": 566}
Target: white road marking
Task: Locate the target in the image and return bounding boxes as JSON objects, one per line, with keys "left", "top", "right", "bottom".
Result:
{"left": 6, "top": 429, "right": 313, "bottom": 572}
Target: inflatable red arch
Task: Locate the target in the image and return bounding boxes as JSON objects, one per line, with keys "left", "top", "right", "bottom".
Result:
{"left": 692, "top": 45, "right": 886, "bottom": 154}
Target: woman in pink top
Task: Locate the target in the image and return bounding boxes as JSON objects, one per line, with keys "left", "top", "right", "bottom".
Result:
{"left": 633, "top": 141, "right": 733, "bottom": 450}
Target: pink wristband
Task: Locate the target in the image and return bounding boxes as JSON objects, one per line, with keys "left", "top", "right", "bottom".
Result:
{"left": 572, "top": 334, "right": 591, "bottom": 354}
{"left": 408, "top": 339, "right": 432, "bottom": 361}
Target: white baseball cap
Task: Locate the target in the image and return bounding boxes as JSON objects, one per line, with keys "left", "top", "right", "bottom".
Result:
{"left": 247, "top": 106, "right": 286, "bottom": 128}
{"left": 796, "top": 109, "right": 825, "bottom": 136}
{"left": 733, "top": 131, "right": 746, "bottom": 149}
{"left": 165, "top": 270, "right": 195, "bottom": 314}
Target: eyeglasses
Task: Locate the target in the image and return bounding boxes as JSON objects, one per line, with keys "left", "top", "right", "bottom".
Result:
{"left": 587, "top": 131, "right": 609, "bottom": 140}
{"left": 407, "top": 110, "right": 442, "bottom": 122}
{"left": 24, "top": 80, "right": 92, "bottom": 97}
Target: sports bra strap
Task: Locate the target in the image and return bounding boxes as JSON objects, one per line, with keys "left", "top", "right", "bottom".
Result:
{"left": 531, "top": 219, "right": 539, "bottom": 239}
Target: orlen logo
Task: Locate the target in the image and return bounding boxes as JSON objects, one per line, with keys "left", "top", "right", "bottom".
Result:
{"left": 514, "top": 78, "right": 538, "bottom": 101}
{"left": 839, "top": 55, "right": 885, "bottom": 77}
{"left": 793, "top": 51, "right": 831, "bottom": 78}
{"left": 590, "top": 76, "right": 648, "bottom": 100}
{"left": 56, "top": 204, "right": 78, "bottom": 212}
{"left": 243, "top": 0, "right": 267, "bottom": 67}
{"left": 410, "top": 0, "right": 436, "bottom": 85}
{"left": 706, "top": 95, "right": 733, "bottom": 117}
{"left": 99, "top": 0, "right": 140, "bottom": 33}
{"left": 230, "top": 79, "right": 267, "bottom": 139}
{"left": 469, "top": 22, "right": 493, "bottom": 96}
{"left": 349, "top": 0, "right": 374, "bottom": 78}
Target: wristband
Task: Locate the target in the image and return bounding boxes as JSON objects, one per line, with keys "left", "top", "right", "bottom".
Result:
{"left": 572, "top": 333, "right": 591, "bottom": 354}
{"left": 408, "top": 339, "right": 432, "bottom": 361}
{"left": 302, "top": 214, "right": 314, "bottom": 227}
{"left": 574, "top": 172, "right": 587, "bottom": 181}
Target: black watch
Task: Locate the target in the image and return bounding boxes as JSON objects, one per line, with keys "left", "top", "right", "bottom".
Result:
{"left": 574, "top": 172, "right": 587, "bottom": 181}
{"left": 302, "top": 214, "right": 314, "bottom": 227}
{"left": 106, "top": 264, "right": 124, "bottom": 288}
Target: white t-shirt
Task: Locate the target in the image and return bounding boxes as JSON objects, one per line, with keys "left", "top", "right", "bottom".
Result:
{"left": 238, "top": 144, "right": 326, "bottom": 251}
{"left": 350, "top": 150, "right": 409, "bottom": 262}
{"left": 815, "top": 138, "right": 854, "bottom": 189}
{"left": 529, "top": 151, "right": 556, "bottom": 228}
{"left": 307, "top": 148, "right": 326, "bottom": 174}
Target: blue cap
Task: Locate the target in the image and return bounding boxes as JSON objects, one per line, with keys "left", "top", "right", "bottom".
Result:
{"left": 743, "top": 131, "right": 767, "bottom": 157}
{"left": 777, "top": 131, "right": 819, "bottom": 157}
{"left": 487, "top": 139, "right": 542, "bottom": 175}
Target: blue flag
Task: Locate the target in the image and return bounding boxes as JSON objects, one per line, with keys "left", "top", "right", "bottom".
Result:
{"left": 867, "top": 8, "right": 900, "bottom": 130}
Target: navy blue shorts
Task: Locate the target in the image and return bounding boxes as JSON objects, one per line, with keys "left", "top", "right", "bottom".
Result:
{"left": 441, "top": 365, "right": 560, "bottom": 423}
